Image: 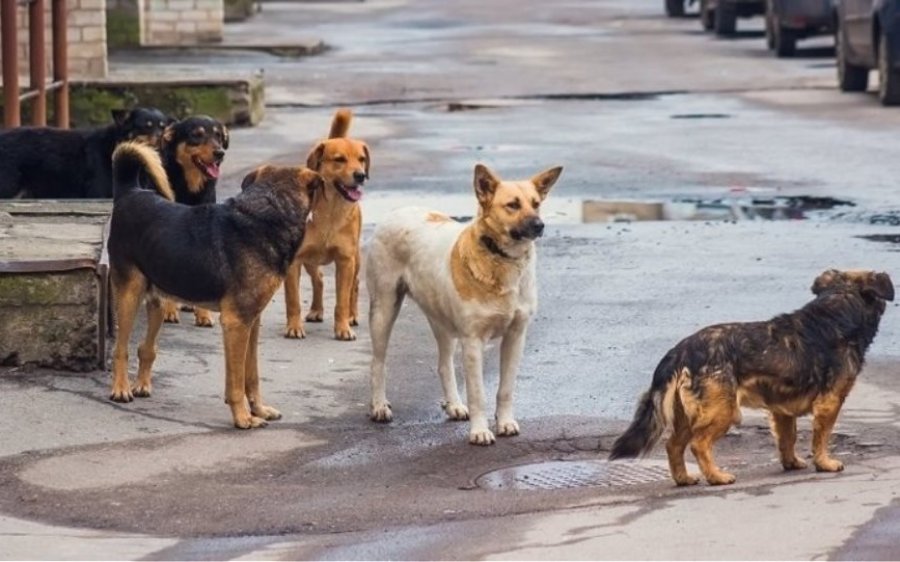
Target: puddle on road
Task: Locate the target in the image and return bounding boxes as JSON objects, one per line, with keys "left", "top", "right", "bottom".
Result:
{"left": 857, "top": 234, "right": 900, "bottom": 251}
{"left": 361, "top": 192, "right": 855, "bottom": 225}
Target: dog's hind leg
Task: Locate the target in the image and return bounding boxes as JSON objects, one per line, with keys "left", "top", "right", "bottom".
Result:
{"left": 430, "top": 321, "right": 466, "bottom": 421}
{"left": 349, "top": 247, "right": 361, "bottom": 327}
{"left": 245, "top": 316, "right": 281, "bottom": 422}
{"left": 284, "top": 259, "right": 307, "bottom": 338}
{"left": 811, "top": 377, "right": 855, "bottom": 472}
{"left": 684, "top": 374, "right": 738, "bottom": 485}
{"left": 221, "top": 307, "right": 265, "bottom": 429}
{"left": 110, "top": 269, "right": 147, "bottom": 403}
{"left": 496, "top": 314, "right": 529, "bottom": 437}
{"left": 305, "top": 262, "right": 325, "bottom": 323}
{"left": 333, "top": 255, "right": 357, "bottom": 341}
{"left": 368, "top": 276, "right": 405, "bottom": 423}
{"left": 770, "top": 413, "right": 807, "bottom": 470}
{"left": 133, "top": 296, "right": 164, "bottom": 398}
{"left": 462, "top": 337, "right": 494, "bottom": 445}
{"left": 666, "top": 397, "right": 700, "bottom": 486}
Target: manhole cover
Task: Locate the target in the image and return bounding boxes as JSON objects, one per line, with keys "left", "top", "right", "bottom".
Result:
{"left": 476, "top": 460, "right": 673, "bottom": 491}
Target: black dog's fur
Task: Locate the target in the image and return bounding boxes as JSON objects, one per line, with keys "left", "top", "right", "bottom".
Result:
{"left": 610, "top": 269, "right": 893, "bottom": 486}
{"left": 107, "top": 142, "right": 321, "bottom": 428}
{"left": 158, "top": 115, "right": 229, "bottom": 206}
{"left": 0, "top": 107, "right": 172, "bottom": 199}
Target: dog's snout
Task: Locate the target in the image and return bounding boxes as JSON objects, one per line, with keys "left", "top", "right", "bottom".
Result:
{"left": 526, "top": 216, "right": 544, "bottom": 238}
{"left": 213, "top": 148, "right": 226, "bottom": 162}
{"left": 352, "top": 171, "right": 367, "bottom": 185}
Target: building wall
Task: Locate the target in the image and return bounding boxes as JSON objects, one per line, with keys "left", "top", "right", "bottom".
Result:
{"left": 140, "top": 0, "right": 223, "bottom": 46}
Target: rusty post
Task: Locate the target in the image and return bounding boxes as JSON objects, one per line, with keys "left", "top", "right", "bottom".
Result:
{"left": 1, "top": 0, "right": 20, "bottom": 127}
{"left": 29, "top": 0, "right": 46, "bottom": 126}
{"left": 51, "top": 0, "right": 66, "bottom": 128}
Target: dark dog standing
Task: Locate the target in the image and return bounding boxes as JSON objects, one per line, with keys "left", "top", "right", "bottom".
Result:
{"left": 0, "top": 107, "right": 171, "bottom": 199}
{"left": 154, "top": 115, "right": 230, "bottom": 326}
{"left": 107, "top": 142, "right": 320, "bottom": 428}
{"left": 610, "top": 270, "right": 893, "bottom": 486}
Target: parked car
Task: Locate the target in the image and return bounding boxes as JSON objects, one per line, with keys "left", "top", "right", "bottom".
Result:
{"left": 665, "top": 0, "right": 697, "bottom": 17}
{"left": 764, "top": 0, "right": 836, "bottom": 57}
{"left": 835, "top": 0, "right": 900, "bottom": 105}
{"left": 700, "top": 0, "right": 766, "bottom": 36}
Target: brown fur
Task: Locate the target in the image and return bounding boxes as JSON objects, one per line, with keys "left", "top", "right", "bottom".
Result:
{"left": 610, "top": 269, "right": 893, "bottom": 486}
{"left": 282, "top": 109, "right": 370, "bottom": 341}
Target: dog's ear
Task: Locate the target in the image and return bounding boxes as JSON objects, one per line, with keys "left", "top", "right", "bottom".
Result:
{"left": 111, "top": 109, "right": 130, "bottom": 126}
{"left": 362, "top": 142, "right": 371, "bottom": 177}
{"left": 863, "top": 272, "right": 895, "bottom": 301}
{"left": 306, "top": 142, "right": 326, "bottom": 171}
{"left": 530, "top": 166, "right": 563, "bottom": 201}
{"left": 473, "top": 164, "right": 501, "bottom": 208}
{"left": 165, "top": 115, "right": 177, "bottom": 126}
{"left": 241, "top": 167, "right": 262, "bottom": 191}
{"left": 161, "top": 125, "right": 175, "bottom": 148}
{"left": 298, "top": 168, "right": 324, "bottom": 197}
{"left": 812, "top": 269, "right": 841, "bottom": 295}
{"left": 221, "top": 125, "right": 230, "bottom": 150}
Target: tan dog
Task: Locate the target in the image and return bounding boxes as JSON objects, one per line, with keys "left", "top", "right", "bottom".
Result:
{"left": 366, "top": 163, "right": 563, "bottom": 445}
{"left": 283, "top": 109, "right": 369, "bottom": 341}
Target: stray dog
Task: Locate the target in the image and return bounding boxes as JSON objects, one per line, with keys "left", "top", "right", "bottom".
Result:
{"left": 107, "top": 142, "right": 320, "bottom": 429}
{"left": 367, "top": 163, "right": 563, "bottom": 444}
{"left": 609, "top": 269, "right": 893, "bottom": 486}
{"left": 156, "top": 115, "right": 230, "bottom": 327}
{"left": 283, "top": 108, "right": 368, "bottom": 341}
{"left": 0, "top": 107, "right": 171, "bottom": 199}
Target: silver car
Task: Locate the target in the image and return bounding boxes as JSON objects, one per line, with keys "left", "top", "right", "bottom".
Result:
{"left": 764, "top": 0, "right": 836, "bottom": 57}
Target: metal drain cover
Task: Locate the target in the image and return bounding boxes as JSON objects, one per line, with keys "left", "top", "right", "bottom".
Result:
{"left": 476, "top": 460, "right": 672, "bottom": 491}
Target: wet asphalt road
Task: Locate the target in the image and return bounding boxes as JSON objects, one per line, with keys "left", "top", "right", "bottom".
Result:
{"left": 3, "top": 0, "right": 900, "bottom": 559}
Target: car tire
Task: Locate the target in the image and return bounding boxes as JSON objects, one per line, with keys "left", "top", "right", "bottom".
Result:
{"left": 836, "top": 23, "right": 869, "bottom": 92}
{"left": 714, "top": 1, "right": 737, "bottom": 36}
{"left": 774, "top": 25, "right": 797, "bottom": 57}
{"left": 700, "top": 0, "right": 715, "bottom": 31}
{"left": 878, "top": 33, "right": 900, "bottom": 105}
{"left": 666, "top": 0, "right": 685, "bottom": 17}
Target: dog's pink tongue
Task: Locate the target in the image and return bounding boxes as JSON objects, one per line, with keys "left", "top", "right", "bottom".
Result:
{"left": 345, "top": 187, "right": 363, "bottom": 202}
{"left": 204, "top": 162, "right": 221, "bottom": 179}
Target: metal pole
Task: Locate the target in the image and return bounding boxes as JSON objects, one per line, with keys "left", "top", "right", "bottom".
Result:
{"left": 51, "top": 0, "right": 66, "bottom": 128}
{"left": 1, "top": 0, "right": 20, "bottom": 127}
{"left": 29, "top": 0, "right": 45, "bottom": 126}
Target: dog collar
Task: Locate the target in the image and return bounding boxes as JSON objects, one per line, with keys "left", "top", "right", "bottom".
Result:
{"left": 480, "top": 235, "right": 514, "bottom": 260}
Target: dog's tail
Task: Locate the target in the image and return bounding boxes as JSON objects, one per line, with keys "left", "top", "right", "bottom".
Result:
{"left": 608, "top": 350, "right": 682, "bottom": 460}
{"left": 328, "top": 108, "right": 353, "bottom": 139}
{"left": 112, "top": 141, "right": 174, "bottom": 202}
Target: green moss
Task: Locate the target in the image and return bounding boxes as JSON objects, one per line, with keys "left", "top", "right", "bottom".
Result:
{"left": 107, "top": 8, "right": 141, "bottom": 49}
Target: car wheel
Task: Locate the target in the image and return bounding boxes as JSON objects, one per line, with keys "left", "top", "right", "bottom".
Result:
{"left": 836, "top": 23, "right": 869, "bottom": 92}
{"left": 878, "top": 33, "right": 900, "bottom": 105}
{"left": 774, "top": 25, "right": 797, "bottom": 57}
{"left": 765, "top": 0, "right": 775, "bottom": 49}
{"left": 714, "top": 1, "right": 737, "bottom": 36}
{"left": 700, "top": 0, "right": 715, "bottom": 31}
{"left": 666, "top": 0, "right": 686, "bottom": 17}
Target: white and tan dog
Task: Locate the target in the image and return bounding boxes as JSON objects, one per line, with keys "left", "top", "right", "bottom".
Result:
{"left": 366, "top": 163, "right": 562, "bottom": 445}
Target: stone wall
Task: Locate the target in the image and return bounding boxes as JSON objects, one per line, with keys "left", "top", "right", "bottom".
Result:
{"left": 140, "top": 0, "right": 223, "bottom": 45}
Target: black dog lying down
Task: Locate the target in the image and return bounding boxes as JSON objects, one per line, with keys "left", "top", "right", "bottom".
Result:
{"left": 610, "top": 269, "right": 893, "bottom": 486}
{"left": 107, "top": 141, "right": 321, "bottom": 429}
{"left": 0, "top": 107, "right": 171, "bottom": 199}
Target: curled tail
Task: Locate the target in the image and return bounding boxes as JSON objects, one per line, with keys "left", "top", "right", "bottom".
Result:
{"left": 328, "top": 108, "right": 353, "bottom": 138}
{"left": 112, "top": 141, "right": 174, "bottom": 202}
{"left": 608, "top": 352, "right": 681, "bottom": 460}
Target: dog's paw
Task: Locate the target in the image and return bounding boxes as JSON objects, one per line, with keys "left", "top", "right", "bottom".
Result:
{"left": 284, "top": 322, "right": 306, "bottom": 339}
{"left": 815, "top": 457, "right": 844, "bottom": 473}
{"left": 162, "top": 310, "right": 180, "bottom": 323}
{"left": 496, "top": 419, "right": 520, "bottom": 437}
{"left": 234, "top": 415, "right": 269, "bottom": 429}
{"left": 305, "top": 310, "right": 324, "bottom": 323}
{"left": 469, "top": 428, "right": 496, "bottom": 446}
{"left": 705, "top": 471, "right": 737, "bottom": 486}
{"left": 674, "top": 474, "right": 702, "bottom": 486}
{"left": 442, "top": 401, "right": 469, "bottom": 421}
{"left": 109, "top": 385, "right": 134, "bottom": 403}
{"left": 335, "top": 326, "right": 357, "bottom": 341}
{"left": 194, "top": 311, "right": 214, "bottom": 328}
{"left": 370, "top": 401, "right": 393, "bottom": 423}
{"left": 131, "top": 382, "right": 152, "bottom": 398}
{"left": 782, "top": 456, "right": 808, "bottom": 471}
{"left": 251, "top": 404, "right": 282, "bottom": 421}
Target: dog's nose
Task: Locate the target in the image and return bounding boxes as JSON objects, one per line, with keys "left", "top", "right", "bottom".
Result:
{"left": 525, "top": 216, "right": 544, "bottom": 239}
{"left": 213, "top": 149, "right": 226, "bottom": 162}
{"left": 353, "top": 171, "right": 367, "bottom": 185}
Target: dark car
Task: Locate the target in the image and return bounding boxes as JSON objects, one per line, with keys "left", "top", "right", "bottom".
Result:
{"left": 699, "top": 0, "right": 767, "bottom": 36}
{"left": 764, "top": 0, "right": 836, "bottom": 57}
{"left": 835, "top": 0, "right": 900, "bottom": 105}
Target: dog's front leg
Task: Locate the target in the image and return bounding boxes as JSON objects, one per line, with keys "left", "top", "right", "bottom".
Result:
{"left": 221, "top": 311, "right": 266, "bottom": 429}
{"left": 811, "top": 379, "right": 854, "bottom": 472}
{"left": 244, "top": 316, "right": 281, "bottom": 422}
{"left": 333, "top": 254, "right": 357, "bottom": 341}
{"left": 497, "top": 316, "right": 528, "bottom": 437}
{"left": 462, "top": 337, "right": 494, "bottom": 445}
{"left": 283, "top": 259, "right": 306, "bottom": 339}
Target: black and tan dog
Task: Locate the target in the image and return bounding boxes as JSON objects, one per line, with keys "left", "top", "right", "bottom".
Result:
{"left": 0, "top": 107, "right": 171, "bottom": 199}
{"left": 610, "top": 269, "right": 893, "bottom": 486}
{"left": 107, "top": 142, "right": 320, "bottom": 429}
{"left": 156, "top": 115, "right": 230, "bottom": 327}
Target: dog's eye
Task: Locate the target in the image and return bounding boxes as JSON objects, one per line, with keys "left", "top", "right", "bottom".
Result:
{"left": 145, "top": 121, "right": 152, "bottom": 128}
{"left": 334, "top": 155, "right": 347, "bottom": 163}
{"left": 506, "top": 200, "right": 521, "bottom": 211}
{"left": 532, "top": 199, "right": 540, "bottom": 210}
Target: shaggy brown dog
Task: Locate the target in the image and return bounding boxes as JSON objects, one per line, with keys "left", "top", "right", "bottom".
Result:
{"left": 610, "top": 270, "right": 893, "bottom": 486}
